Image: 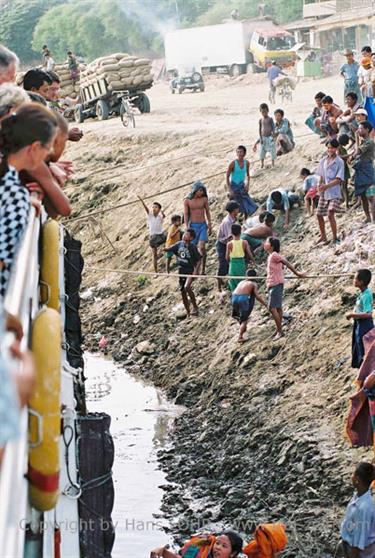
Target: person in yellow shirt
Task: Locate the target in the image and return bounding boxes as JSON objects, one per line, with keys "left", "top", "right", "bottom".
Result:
{"left": 165, "top": 214, "right": 182, "bottom": 273}
{"left": 226, "top": 224, "right": 254, "bottom": 291}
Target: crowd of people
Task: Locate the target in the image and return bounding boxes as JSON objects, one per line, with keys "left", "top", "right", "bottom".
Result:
{"left": 141, "top": 137, "right": 372, "bottom": 344}
{"left": 141, "top": 46, "right": 375, "bottom": 555}
{"left": 0, "top": 38, "right": 375, "bottom": 557}
{"left": 0, "top": 42, "right": 81, "bottom": 462}
{"left": 135, "top": 46, "right": 375, "bottom": 355}
{"left": 306, "top": 46, "right": 375, "bottom": 223}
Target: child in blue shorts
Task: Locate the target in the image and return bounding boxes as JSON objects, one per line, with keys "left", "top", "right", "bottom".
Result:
{"left": 232, "top": 270, "right": 268, "bottom": 343}
{"left": 253, "top": 103, "right": 276, "bottom": 169}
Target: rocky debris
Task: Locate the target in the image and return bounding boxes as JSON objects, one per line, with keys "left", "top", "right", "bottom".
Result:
{"left": 70, "top": 84, "right": 375, "bottom": 555}
{"left": 80, "top": 208, "right": 374, "bottom": 556}
{"left": 171, "top": 303, "right": 188, "bottom": 320}
{"left": 135, "top": 340, "right": 156, "bottom": 355}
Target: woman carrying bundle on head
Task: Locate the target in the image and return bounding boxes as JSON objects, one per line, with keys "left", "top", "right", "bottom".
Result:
{"left": 0, "top": 103, "right": 58, "bottom": 299}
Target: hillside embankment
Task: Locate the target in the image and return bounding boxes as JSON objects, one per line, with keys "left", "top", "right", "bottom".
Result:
{"left": 65, "top": 74, "right": 374, "bottom": 557}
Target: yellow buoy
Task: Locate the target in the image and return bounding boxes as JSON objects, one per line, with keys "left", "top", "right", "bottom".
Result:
{"left": 28, "top": 307, "right": 61, "bottom": 511}
{"left": 40, "top": 219, "right": 60, "bottom": 311}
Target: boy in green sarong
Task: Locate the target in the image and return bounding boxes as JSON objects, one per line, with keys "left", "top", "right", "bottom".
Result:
{"left": 226, "top": 224, "right": 254, "bottom": 292}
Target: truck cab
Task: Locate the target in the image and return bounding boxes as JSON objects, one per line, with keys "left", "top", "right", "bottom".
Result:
{"left": 249, "top": 28, "right": 296, "bottom": 71}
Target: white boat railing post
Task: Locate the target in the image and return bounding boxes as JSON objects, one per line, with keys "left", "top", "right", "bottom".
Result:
{"left": 0, "top": 206, "right": 42, "bottom": 558}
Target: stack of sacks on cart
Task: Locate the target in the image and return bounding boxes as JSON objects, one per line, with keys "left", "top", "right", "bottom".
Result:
{"left": 80, "top": 53, "right": 153, "bottom": 92}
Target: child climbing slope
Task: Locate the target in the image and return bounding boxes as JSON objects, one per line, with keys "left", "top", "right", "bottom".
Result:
{"left": 165, "top": 214, "right": 182, "bottom": 273}
{"left": 226, "top": 224, "right": 255, "bottom": 292}
{"left": 232, "top": 270, "right": 269, "bottom": 343}
{"left": 138, "top": 195, "right": 166, "bottom": 273}
{"left": 265, "top": 237, "right": 305, "bottom": 340}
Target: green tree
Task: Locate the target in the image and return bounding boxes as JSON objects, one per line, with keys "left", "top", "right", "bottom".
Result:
{"left": 270, "top": 0, "right": 303, "bottom": 23}
{"left": 196, "top": 0, "right": 258, "bottom": 26}
{"left": 32, "top": 0, "right": 155, "bottom": 62}
{"left": 0, "top": 0, "right": 63, "bottom": 62}
{"left": 1, "top": 0, "right": 305, "bottom": 65}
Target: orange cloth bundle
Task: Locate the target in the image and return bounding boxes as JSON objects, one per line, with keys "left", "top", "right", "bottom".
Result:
{"left": 361, "top": 57, "right": 372, "bottom": 69}
{"left": 180, "top": 534, "right": 216, "bottom": 558}
{"left": 243, "top": 524, "right": 288, "bottom": 558}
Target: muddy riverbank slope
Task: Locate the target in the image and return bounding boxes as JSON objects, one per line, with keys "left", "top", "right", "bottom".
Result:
{"left": 65, "top": 74, "right": 374, "bottom": 556}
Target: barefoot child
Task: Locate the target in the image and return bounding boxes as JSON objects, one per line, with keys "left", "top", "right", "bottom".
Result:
{"left": 184, "top": 181, "right": 212, "bottom": 274}
{"left": 316, "top": 139, "right": 345, "bottom": 245}
{"left": 166, "top": 228, "right": 201, "bottom": 317}
{"left": 346, "top": 269, "right": 374, "bottom": 368}
{"left": 165, "top": 214, "right": 182, "bottom": 273}
{"left": 232, "top": 270, "right": 268, "bottom": 343}
{"left": 216, "top": 201, "right": 240, "bottom": 295}
{"left": 226, "top": 224, "right": 255, "bottom": 292}
{"left": 265, "top": 237, "right": 305, "bottom": 340}
{"left": 253, "top": 103, "right": 276, "bottom": 169}
{"left": 300, "top": 168, "right": 320, "bottom": 216}
{"left": 138, "top": 196, "right": 166, "bottom": 272}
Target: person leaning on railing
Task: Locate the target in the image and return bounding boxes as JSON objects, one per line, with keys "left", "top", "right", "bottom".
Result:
{"left": 0, "top": 103, "right": 58, "bottom": 299}
{"left": 0, "top": 82, "right": 72, "bottom": 218}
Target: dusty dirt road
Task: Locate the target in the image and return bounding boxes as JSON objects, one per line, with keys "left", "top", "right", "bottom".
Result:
{"left": 65, "top": 72, "right": 375, "bottom": 557}
{"left": 78, "top": 72, "right": 343, "bottom": 136}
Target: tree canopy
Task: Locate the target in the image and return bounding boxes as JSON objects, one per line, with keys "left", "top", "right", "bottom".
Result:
{"left": 32, "top": 0, "right": 156, "bottom": 61}
{"left": 0, "top": 0, "right": 304, "bottom": 63}
{"left": 0, "top": 0, "right": 63, "bottom": 62}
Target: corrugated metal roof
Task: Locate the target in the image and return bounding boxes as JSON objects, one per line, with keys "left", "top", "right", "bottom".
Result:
{"left": 285, "top": 6, "right": 374, "bottom": 31}
{"left": 313, "top": 6, "right": 374, "bottom": 29}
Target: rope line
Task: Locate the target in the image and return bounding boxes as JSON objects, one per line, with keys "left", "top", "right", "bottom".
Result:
{"left": 67, "top": 170, "right": 224, "bottom": 222}
{"left": 75, "top": 141, "right": 236, "bottom": 179}
{"left": 84, "top": 265, "right": 355, "bottom": 281}
{"left": 74, "top": 131, "right": 314, "bottom": 179}
{"left": 67, "top": 130, "right": 316, "bottom": 224}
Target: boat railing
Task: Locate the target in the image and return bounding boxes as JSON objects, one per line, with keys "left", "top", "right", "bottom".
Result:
{"left": 0, "top": 203, "right": 42, "bottom": 558}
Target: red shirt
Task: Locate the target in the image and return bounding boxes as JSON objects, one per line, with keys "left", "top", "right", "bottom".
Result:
{"left": 267, "top": 252, "right": 284, "bottom": 288}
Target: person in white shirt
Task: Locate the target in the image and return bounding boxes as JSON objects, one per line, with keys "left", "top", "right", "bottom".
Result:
{"left": 358, "top": 56, "right": 372, "bottom": 100}
{"left": 138, "top": 195, "right": 166, "bottom": 272}
{"left": 44, "top": 51, "right": 55, "bottom": 72}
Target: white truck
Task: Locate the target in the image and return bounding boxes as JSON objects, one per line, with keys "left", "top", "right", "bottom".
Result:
{"left": 164, "top": 20, "right": 296, "bottom": 77}
{"left": 165, "top": 21, "right": 251, "bottom": 77}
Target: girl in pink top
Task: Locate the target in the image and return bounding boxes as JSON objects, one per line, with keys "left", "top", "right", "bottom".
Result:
{"left": 264, "top": 237, "right": 305, "bottom": 340}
